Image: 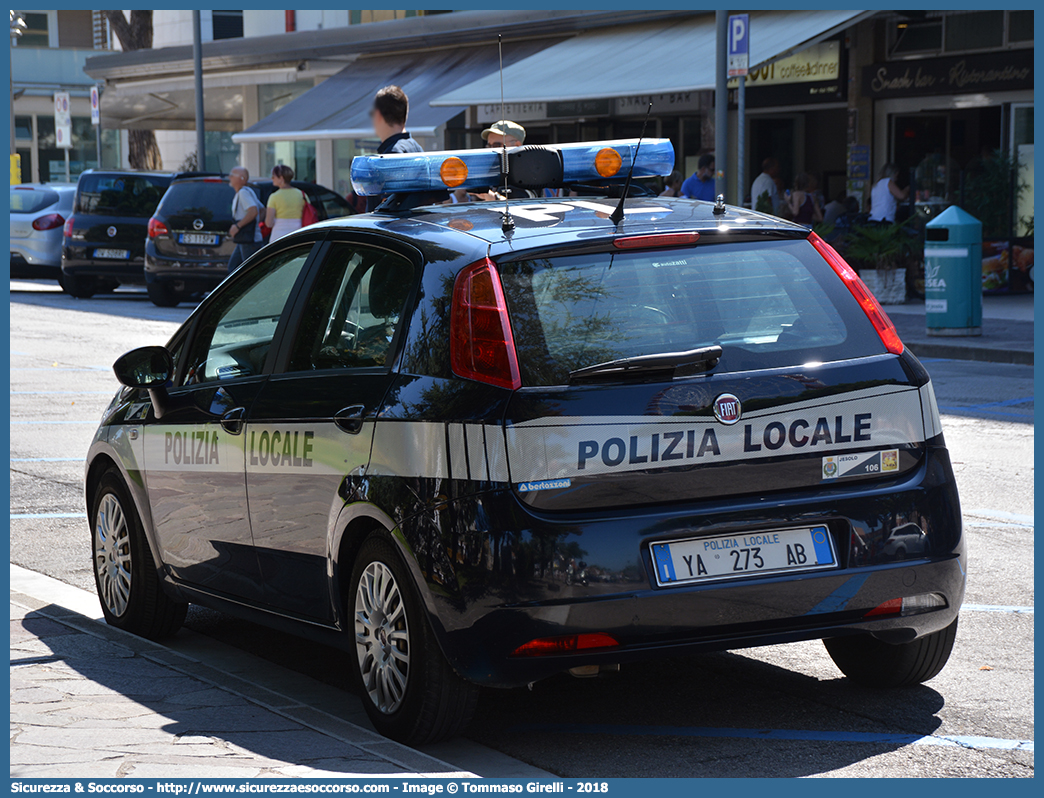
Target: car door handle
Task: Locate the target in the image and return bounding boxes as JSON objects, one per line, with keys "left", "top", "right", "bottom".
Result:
{"left": 334, "top": 405, "right": 367, "bottom": 435}
{"left": 220, "top": 407, "right": 247, "bottom": 435}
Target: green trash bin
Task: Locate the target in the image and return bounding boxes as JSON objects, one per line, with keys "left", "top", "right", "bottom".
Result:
{"left": 924, "top": 206, "right": 982, "bottom": 337}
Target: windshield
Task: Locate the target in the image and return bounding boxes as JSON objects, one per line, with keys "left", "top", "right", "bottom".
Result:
{"left": 10, "top": 188, "right": 61, "bottom": 214}
{"left": 498, "top": 239, "right": 886, "bottom": 386}
{"left": 76, "top": 174, "right": 170, "bottom": 217}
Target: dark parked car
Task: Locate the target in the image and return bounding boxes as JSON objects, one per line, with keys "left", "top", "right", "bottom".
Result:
{"left": 60, "top": 170, "right": 179, "bottom": 298}
{"left": 143, "top": 176, "right": 354, "bottom": 307}
{"left": 90, "top": 139, "right": 964, "bottom": 746}
{"left": 10, "top": 183, "right": 76, "bottom": 280}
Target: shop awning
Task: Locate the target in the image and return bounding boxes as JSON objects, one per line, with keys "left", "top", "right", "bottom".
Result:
{"left": 431, "top": 10, "right": 872, "bottom": 106}
{"left": 232, "top": 39, "right": 556, "bottom": 144}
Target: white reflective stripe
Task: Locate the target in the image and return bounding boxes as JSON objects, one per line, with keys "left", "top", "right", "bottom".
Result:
{"left": 245, "top": 422, "right": 363, "bottom": 476}
{"left": 447, "top": 423, "right": 468, "bottom": 481}
{"left": 144, "top": 425, "right": 242, "bottom": 473}
{"left": 369, "top": 420, "right": 449, "bottom": 479}
{"left": 506, "top": 388, "right": 926, "bottom": 482}
{"left": 926, "top": 247, "right": 969, "bottom": 258}
{"left": 484, "top": 424, "right": 511, "bottom": 483}
{"left": 466, "top": 424, "right": 490, "bottom": 482}
{"left": 919, "top": 381, "right": 943, "bottom": 439}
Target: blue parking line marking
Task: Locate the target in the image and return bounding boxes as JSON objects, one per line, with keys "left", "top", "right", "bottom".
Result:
{"left": 506, "top": 723, "right": 1033, "bottom": 752}
{"left": 967, "top": 509, "right": 1034, "bottom": 525}
{"left": 804, "top": 573, "right": 869, "bottom": 616}
{"left": 963, "top": 604, "right": 1034, "bottom": 614}
{"left": 11, "top": 367, "right": 110, "bottom": 372}
{"left": 810, "top": 526, "right": 832, "bottom": 565}
{"left": 10, "top": 512, "right": 86, "bottom": 520}
{"left": 11, "top": 390, "right": 113, "bottom": 395}
{"left": 651, "top": 543, "right": 676, "bottom": 583}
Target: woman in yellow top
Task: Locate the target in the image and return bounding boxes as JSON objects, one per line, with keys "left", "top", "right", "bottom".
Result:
{"left": 265, "top": 165, "right": 306, "bottom": 241}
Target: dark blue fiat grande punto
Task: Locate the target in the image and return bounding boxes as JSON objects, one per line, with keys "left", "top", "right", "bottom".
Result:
{"left": 87, "top": 139, "right": 965, "bottom": 745}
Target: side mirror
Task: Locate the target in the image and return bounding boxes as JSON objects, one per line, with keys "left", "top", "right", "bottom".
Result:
{"left": 113, "top": 346, "right": 172, "bottom": 389}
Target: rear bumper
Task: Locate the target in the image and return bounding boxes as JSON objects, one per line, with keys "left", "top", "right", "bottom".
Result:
{"left": 145, "top": 247, "right": 229, "bottom": 290}
{"left": 11, "top": 235, "right": 62, "bottom": 271}
{"left": 62, "top": 246, "right": 144, "bottom": 282}
{"left": 404, "top": 445, "right": 965, "bottom": 688}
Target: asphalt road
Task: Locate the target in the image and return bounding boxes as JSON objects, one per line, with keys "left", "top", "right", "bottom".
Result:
{"left": 8, "top": 279, "right": 1035, "bottom": 778}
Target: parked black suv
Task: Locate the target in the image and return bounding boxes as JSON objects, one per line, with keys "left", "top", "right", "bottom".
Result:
{"left": 60, "top": 170, "right": 212, "bottom": 298}
{"left": 143, "top": 176, "right": 354, "bottom": 307}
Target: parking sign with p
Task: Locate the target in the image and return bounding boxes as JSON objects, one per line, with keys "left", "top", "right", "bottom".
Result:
{"left": 727, "top": 13, "right": 749, "bottom": 77}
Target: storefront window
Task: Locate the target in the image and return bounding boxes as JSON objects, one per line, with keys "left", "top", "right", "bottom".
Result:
{"left": 16, "top": 12, "right": 50, "bottom": 47}
{"left": 333, "top": 139, "right": 378, "bottom": 199}
{"left": 261, "top": 141, "right": 317, "bottom": 184}
{"left": 1013, "top": 105, "right": 1033, "bottom": 238}
{"left": 1009, "top": 11, "right": 1033, "bottom": 43}
{"left": 37, "top": 115, "right": 99, "bottom": 182}
{"left": 203, "top": 131, "right": 240, "bottom": 174}
{"left": 945, "top": 12, "right": 1004, "bottom": 52}
{"left": 14, "top": 116, "right": 33, "bottom": 141}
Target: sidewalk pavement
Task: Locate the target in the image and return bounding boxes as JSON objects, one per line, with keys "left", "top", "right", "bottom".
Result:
{"left": 886, "top": 294, "right": 1033, "bottom": 365}
{"left": 10, "top": 588, "right": 475, "bottom": 779}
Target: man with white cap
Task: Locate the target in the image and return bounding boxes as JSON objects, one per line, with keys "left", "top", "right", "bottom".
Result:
{"left": 453, "top": 120, "right": 533, "bottom": 202}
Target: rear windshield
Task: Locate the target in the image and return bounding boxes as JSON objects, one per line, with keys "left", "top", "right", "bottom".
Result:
{"left": 76, "top": 174, "right": 170, "bottom": 217}
{"left": 10, "top": 188, "right": 60, "bottom": 214}
{"left": 498, "top": 239, "right": 886, "bottom": 385}
{"left": 158, "top": 181, "right": 236, "bottom": 221}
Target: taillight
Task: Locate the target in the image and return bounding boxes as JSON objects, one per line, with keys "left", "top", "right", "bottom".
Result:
{"left": 63, "top": 216, "right": 75, "bottom": 238}
{"left": 511, "top": 633, "right": 619, "bottom": 658}
{"left": 33, "top": 213, "right": 65, "bottom": 231}
{"left": 450, "top": 257, "right": 522, "bottom": 391}
{"left": 148, "top": 217, "right": 170, "bottom": 238}
{"left": 613, "top": 232, "right": 700, "bottom": 249}
{"left": 809, "top": 232, "right": 904, "bottom": 355}
{"left": 864, "top": 593, "right": 947, "bottom": 618}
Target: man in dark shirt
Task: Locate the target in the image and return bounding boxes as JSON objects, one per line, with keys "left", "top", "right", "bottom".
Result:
{"left": 366, "top": 85, "right": 424, "bottom": 211}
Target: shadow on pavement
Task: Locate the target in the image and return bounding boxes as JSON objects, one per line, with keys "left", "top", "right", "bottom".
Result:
{"left": 10, "top": 280, "right": 197, "bottom": 325}
{"left": 10, "top": 604, "right": 447, "bottom": 776}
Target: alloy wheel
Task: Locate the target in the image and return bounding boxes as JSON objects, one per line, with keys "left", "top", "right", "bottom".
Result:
{"left": 94, "top": 493, "right": 132, "bottom": 617}
{"left": 354, "top": 561, "right": 411, "bottom": 714}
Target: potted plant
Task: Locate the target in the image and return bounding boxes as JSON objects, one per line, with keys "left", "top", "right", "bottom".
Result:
{"left": 842, "top": 222, "right": 909, "bottom": 304}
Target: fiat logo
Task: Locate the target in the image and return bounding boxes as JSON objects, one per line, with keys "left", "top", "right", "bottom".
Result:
{"left": 106, "top": 226, "right": 117, "bottom": 238}
{"left": 193, "top": 219, "right": 204, "bottom": 231}
{"left": 713, "top": 393, "right": 742, "bottom": 425}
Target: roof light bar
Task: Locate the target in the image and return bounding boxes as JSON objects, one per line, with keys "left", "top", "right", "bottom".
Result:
{"left": 350, "top": 138, "right": 676, "bottom": 197}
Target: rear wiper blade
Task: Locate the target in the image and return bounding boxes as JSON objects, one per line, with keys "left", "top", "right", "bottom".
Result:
{"left": 568, "top": 345, "right": 722, "bottom": 382}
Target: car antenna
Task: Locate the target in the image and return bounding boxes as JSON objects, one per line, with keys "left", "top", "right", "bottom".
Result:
{"left": 498, "top": 34, "right": 514, "bottom": 234}
{"left": 609, "top": 101, "right": 653, "bottom": 226}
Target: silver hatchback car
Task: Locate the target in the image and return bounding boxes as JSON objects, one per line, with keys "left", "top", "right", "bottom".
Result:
{"left": 10, "top": 183, "right": 76, "bottom": 281}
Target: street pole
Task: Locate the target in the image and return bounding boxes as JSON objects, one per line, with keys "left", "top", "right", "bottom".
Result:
{"left": 192, "top": 10, "right": 206, "bottom": 171}
{"left": 737, "top": 76, "right": 745, "bottom": 207}
{"left": 714, "top": 10, "right": 728, "bottom": 201}
{"left": 95, "top": 85, "right": 103, "bottom": 169}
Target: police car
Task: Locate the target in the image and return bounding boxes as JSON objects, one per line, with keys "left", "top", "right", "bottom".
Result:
{"left": 87, "top": 139, "right": 965, "bottom": 745}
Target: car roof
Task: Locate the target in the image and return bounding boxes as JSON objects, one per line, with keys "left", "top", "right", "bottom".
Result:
{"left": 12, "top": 182, "right": 76, "bottom": 191}
{"left": 317, "top": 196, "right": 809, "bottom": 250}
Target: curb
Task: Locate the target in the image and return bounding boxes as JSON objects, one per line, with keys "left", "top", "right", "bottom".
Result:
{"left": 904, "top": 341, "right": 1034, "bottom": 366}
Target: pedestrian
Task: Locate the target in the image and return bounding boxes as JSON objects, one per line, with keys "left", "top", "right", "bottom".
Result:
{"left": 367, "top": 85, "right": 424, "bottom": 211}
{"left": 453, "top": 120, "right": 533, "bottom": 203}
{"left": 787, "top": 173, "right": 823, "bottom": 227}
{"left": 265, "top": 165, "right": 306, "bottom": 242}
{"left": 822, "top": 190, "right": 848, "bottom": 227}
{"left": 680, "top": 154, "right": 716, "bottom": 202}
{"left": 659, "top": 170, "right": 683, "bottom": 197}
{"left": 226, "top": 167, "right": 263, "bottom": 274}
{"left": 869, "top": 163, "right": 909, "bottom": 223}
{"left": 751, "top": 157, "right": 782, "bottom": 214}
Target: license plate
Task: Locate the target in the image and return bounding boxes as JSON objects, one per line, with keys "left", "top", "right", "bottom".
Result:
{"left": 178, "top": 233, "right": 219, "bottom": 246}
{"left": 93, "top": 248, "right": 129, "bottom": 259}
{"left": 651, "top": 525, "right": 836, "bottom": 587}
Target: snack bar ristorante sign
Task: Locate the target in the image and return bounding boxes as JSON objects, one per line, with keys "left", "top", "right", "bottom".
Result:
{"left": 862, "top": 50, "right": 1032, "bottom": 99}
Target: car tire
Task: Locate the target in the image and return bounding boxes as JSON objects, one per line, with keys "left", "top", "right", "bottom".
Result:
{"left": 824, "top": 617, "right": 958, "bottom": 688}
{"left": 59, "top": 272, "right": 97, "bottom": 299}
{"left": 348, "top": 532, "right": 479, "bottom": 744}
{"left": 146, "top": 281, "right": 181, "bottom": 307}
{"left": 90, "top": 469, "right": 187, "bottom": 640}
